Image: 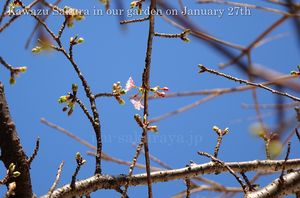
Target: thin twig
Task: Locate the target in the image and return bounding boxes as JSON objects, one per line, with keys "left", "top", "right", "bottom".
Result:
{"left": 0, "top": 0, "right": 10, "bottom": 25}
{"left": 150, "top": 94, "right": 218, "bottom": 123}
{"left": 280, "top": 142, "right": 291, "bottom": 181}
{"left": 25, "top": 0, "right": 63, "bottom": 49}
{"left": 214, "top": 134, "right": 224, "bottom": 158}
{"left": 41, "top": 118, "right": 159, "bottom": 170}
{"left": 71, "top": 153, "right": 85, "bottom": 189}
{"left": 75, "top": 98, "right": 94, "bottom": 124}
{"left": 240, "top": 172, "right": 254, "bottom": 191}
{"left": 0, "top": 56, "right": 14, "bottom": 71}
{"left": 0, "top": 0, "right": 40, "bottom": 33}
{"left": 94, "top": 93, "right": 115, "bottom": 98}
{"left": 122, "top": 136, "right": 146, "bottom": 197}
{"left": 150, "top": 74, "right": 299, "bottom": 100}
{"left": 24, "top": 1, "right": 103, "bottom": 174}
{"left": 87, "top": 151, "right": 162, "bottom": 171}
{"left": 27, "top": 137, "right": 40, "bottom": 165}
{"left": 0, "top": 171, "right": 9, "bottom": 185}
{"left": 220, "top": 15, "right": 289, "bottom": 68}
{"left": 138, "top": 0, "right": 157, "bottom": 197}
{"left": 296, "top": 128, "right": 300, "bottom": 142}
{"left": 198, "top": 151, "right": 247, "bottom": 193}
{"left": 199, "top": 65, "right": 300, "bottom": 102}
{"left": 185, "top": 179, "right": 191, "bottom": 198}
{"left": 120, "top": 16, "right": 149, "bottom": 24}
{"left": 47, "top": 161, "right": 64, "bottom": 198}
{"left": 57, "top": 17, "right": 67, "bottom": 40}
{"left": 241, "top": 102, "right": 300, "bottom": 109}
{"left": 159, "top": 13, "right": 244, "bottom": 50}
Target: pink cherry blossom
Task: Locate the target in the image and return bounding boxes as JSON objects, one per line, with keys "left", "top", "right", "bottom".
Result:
{"left": 130, "top": 95, "right": 144, "bottom": 110}
{"left": 125, "top": 76, "right": 135, "bottom": 92}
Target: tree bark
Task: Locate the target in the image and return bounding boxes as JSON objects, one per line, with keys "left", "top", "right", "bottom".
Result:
{"left": 245, "top": 170, "right": 300, "bottom": 198}
{"left": 0, "top": 82, "right": 33, "bottom": 197}
{"left": 41, "top": 159, "right": 300, "bottom": 198}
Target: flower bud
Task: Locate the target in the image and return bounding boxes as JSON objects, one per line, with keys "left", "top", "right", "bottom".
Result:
{"left": 130, "top": 1, "right": 139, "bottom": 8}
{"left": 58, "top": 95, "right": 69, "bottom": 103}
{"left": 160, "top": 87, "right": 169, "bottom": 91}
{"left": 12, "top": 171, "right": 21, "bottom": 178}
{"left": 181, "top": 37, "right": 190, "bottom": 43}
{"left": 134, "top": 114, "right": 143, "bottom": 127}
{"left": 17, "top": 66, "right": 27, "bottom": 72}
{"left": 147, "top": 125, "right": 158, "bottom": 133}
{"left": 150, "top": 86, "right": 159, "bottom": 92}
{"left": 77, "top": 37, "right": 84, "bottom": 44}
{"left": 212, "top": 126, "right": 220, "bottom": 133}
{"left": 9, "top": 163, "right": 15, "bottom": 172}
{"left": 156, "top": 91, "right": 166, "bottom": 98}
{"left": 291, "top": 71, "right": 298, "bottom": 75}
{"left": 32, "top": 46, "right": 42, "bottom": 53}
{"left": 223, "top": 128, "right": 229, "bottom": 135}
{"left": 9, "top": 76, "right": 16, "bottom": 85}
{"left": 76, "top": 152, "right": 81, "bottom": 160}
{"left": 72, "top": 84, "right": 78, "bottom": 92}
{"left": 68, "top": 108, "right": 74, "bottom": 116}
{"left": 120, "top": 89, "right": 126, "bottom": 95}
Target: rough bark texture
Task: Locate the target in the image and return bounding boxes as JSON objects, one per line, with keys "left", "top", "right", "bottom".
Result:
{"left": 0, "top": 82, "right": 33, "bottom": 197}
{"left": 245, "top": 171, "right": 300, "bottom": 198}
{"left": 41, "top": 159, "right": 300, "bottom": 198}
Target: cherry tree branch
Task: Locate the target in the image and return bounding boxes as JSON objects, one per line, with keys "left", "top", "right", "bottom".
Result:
{"left": 0, "top": 83, "right": 33, "bottom": 197}
{"left": 41, "top": 159, "right": 300, "bottom": 198}
{"left": 245, "top": 170, "right": 300, "bottom": 198}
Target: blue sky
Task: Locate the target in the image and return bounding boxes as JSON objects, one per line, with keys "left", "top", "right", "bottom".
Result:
{"left": 1, "top": 0, "right": 300, "bottom": 197}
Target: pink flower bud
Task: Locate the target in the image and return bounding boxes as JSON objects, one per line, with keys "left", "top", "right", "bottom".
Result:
{"left": 160, "top": 87, "right": 169, "bottom": 91}
{"left": 156, "top": 91, "right": 166, "bottom": 98}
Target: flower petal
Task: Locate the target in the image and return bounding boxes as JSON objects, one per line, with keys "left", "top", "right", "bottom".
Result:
{"left": 125, "top": 76, "right": 135, "bottom": 92}
{"left": 130, "top": 98, "right": 144, "bottom": 110}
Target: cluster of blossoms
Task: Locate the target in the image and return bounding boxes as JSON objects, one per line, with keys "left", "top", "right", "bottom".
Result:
{"left": 32, "top": 35, "right": 84, "bottom": 54}
{"left": 130, "top": 0, "right": 144, "bottom": 14}
{"left": 110, "top": 77, "right": 169, "bottom": 110}
{"left": 7, "top": 0, "right": 21, "bottom": 14}
{"left": 125, "top": 77, "right": 169, "bottom": 110}
{"left": 112, "top": 81, "right": 126, "bottom": 105}
{"left": 180, "top": 29, "right": 191, "bottom": 43}
{"left": 9, "top": 66, "right": 27, "bottom": 85}
{"left": 70, "top": 36, "right": 84, "bottom": 45}
{"left": 58, "top": 84, "right": 78, "bottom": 116}
{"left": 7, "top": 163, "right": 21, "bottom": 179}
{"left": 75, "top": 152, "right": 87, "bottom": 165}
{"left": 63, "top": 6, "right": 85, "bottom": 28}
{"left": 212, "top": 126, "right": 229, "bottom": 136}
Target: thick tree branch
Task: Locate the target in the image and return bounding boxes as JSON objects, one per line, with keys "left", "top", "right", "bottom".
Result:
{"left": 245, "top": 170, "right": 300, "bottom": 198}
{"left": 0, "top": 82, "right": 33, "bottom": 197}
{"left": 41, "top": 159, "right": 300, "bottom": 198}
